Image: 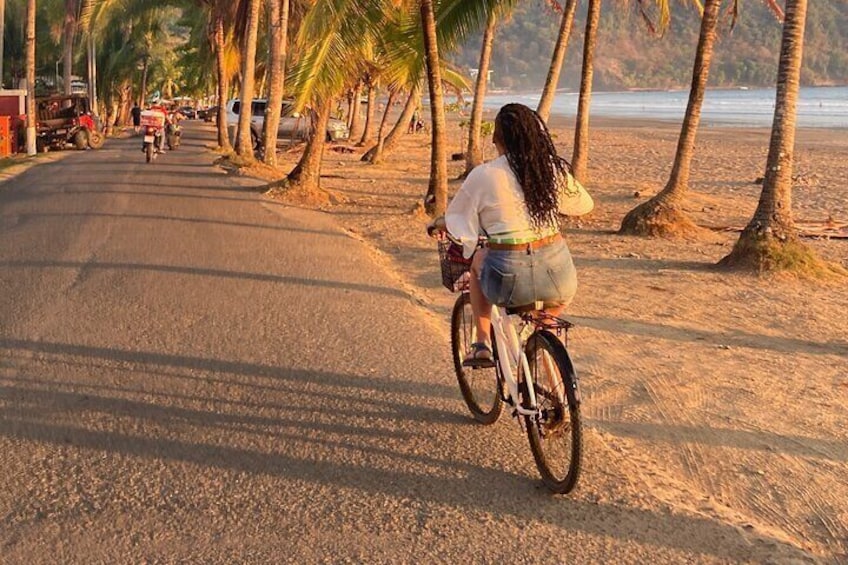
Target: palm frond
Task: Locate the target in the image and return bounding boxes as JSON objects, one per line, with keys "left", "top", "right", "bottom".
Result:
{"left": 435, "top": 0, "right": 520, "bottom": 51}
{"left": 287, "top": 0, "right": 387, "bottom": 109}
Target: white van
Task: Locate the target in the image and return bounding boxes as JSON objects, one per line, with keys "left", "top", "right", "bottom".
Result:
{"left": 225, "top": 99, "right": 350, "bottom": 148}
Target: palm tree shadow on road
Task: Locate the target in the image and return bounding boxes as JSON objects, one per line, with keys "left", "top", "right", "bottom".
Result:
{"left": 0, "top": 337, "right": 817, "bottom": 562}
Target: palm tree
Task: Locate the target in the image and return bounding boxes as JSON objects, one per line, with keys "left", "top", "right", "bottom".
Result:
{"left": 718, "top": 0, "right": 825, "bottom": 274}
{"left": 286, "top": 99, "right": 332, "bottom": 188}
{"left": 136, "top": 21, "right": 162, "bottom": 106}
{"left": 62, "top": 0, "right": 77, "bottom": 95}
{"left": 619, "top": 0, "right": 722, "bottom": 237}
{"left": 537, "top": 0, "right": 578, "bottom": 123}
{"left": 358, "top": 73, "right": 377, "bottom": 146}
{"left": 420, "top": 0, "right": 448, "bottom": 215}
{"left": 348, "top": 81, "right": 364, "bottom": 139}
{"left": 175, "top": 15, "right": 218, "bottom": 102}
{"left": 416, "top": 0, "right": 520, "bottom": 212}
{"left": 282, "top": 0, "right": 388, "bottom": 193}
{"left": 367, "top": 86, "right": 398, "bottom": 161}
{"left": 262, "top": 0, "right": 290, "bottom": 166}
{"left": 213, "top": 11, "right": 234, "bottom": 150}
{"left": 463, "top": 6, "right": 497, "bottom": 176}
{"left": 81, "top": 0, "right": 128, "bottom": 125}
{"left": 282, "top": 0, "right": 514, "bottom": 203}
{"left": 362, "top": 81, "right": 420, "bottom": 164}
{"left": 236, "top": 0, "right": 262, "bottom": 157}
{"left": 571, "top": 0, "right": 602, "bottom": 182}
{"left": 197, "top": 0, "right": 242, "bottom": 151}
{"left": 619, "top": 0, "right": 785, "bottom": 237}
{"left": 364, "top": 0, "right": 505, "bottom": 168}
{"left": 25, "top": 0, "right": 36, "bottom": 155}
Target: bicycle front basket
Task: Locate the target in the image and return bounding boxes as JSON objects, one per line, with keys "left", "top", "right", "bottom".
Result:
{"left": 437, "top": 239, "right": 471, "bottom": 292}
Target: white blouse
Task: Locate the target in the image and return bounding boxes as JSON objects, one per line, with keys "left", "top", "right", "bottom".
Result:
{"left": 445, "top": 154, "right": 594, "bottom": 259}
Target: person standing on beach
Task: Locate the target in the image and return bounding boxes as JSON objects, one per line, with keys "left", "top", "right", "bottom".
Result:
{"left": 131, "top": 104, "right": 142, "bottom": 135}
{"left": 409, "top": 106, "right": 422, "bottom": 134}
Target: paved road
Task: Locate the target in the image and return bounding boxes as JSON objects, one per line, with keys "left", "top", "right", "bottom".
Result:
{"left": 0, "top": 125, "right": 811, "bottom": 563}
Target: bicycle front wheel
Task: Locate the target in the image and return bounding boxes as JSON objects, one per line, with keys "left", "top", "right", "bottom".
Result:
{"left": 524, "top": 331, "right": 582, "bottom": 494}
{"left": 450, "top": 293, "right": 503, "bottom": 425}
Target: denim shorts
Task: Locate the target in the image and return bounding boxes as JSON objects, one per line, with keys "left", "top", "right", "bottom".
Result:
{"left": 480, "top": 239, "right": 578, "bottom": 308}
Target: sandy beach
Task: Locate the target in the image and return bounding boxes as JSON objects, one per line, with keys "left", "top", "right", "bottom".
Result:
{"left": 253, "top": 109, "right": 848, "bottom": 561}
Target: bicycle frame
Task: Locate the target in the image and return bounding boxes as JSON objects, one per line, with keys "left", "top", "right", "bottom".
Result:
{"left": 489, "top": 303, "right": 540, "bottom": 417}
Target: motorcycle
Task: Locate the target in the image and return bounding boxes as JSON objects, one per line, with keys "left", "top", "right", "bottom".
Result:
{"left": 166, "top": 120, "right": 182, "bottom": 150}
{"left": 140, "top": 109, "right": 166, "bottom": 163}
{"left": 142, "top": 124, "right": 164, "bottom": 163}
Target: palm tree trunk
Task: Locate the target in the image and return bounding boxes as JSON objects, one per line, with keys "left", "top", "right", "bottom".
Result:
{"left": 237, "top": 0, "right": 262, "bottom": 157}
{"left": 362, "top": 82, "right": 420, "bottom": 163}
{"left": 287, "top": 100, "right": 331, "bottom": 191}
{"left": 571, "top": 0, "right": 602, "bottom": 182}
{"left": 107, "top": 102, "right": 118, "bottom": 134}
{"left": 88, "top": 34, "right": 98, "bottom": 117}
{"left": 358, "top": 81, "right": 377, "bottom": 146}
{"left": 618, "top": 0, "right": 721, "bottom": 236}
{"left": 214, "top": 15, "right": 233, "bottom": 151}
{"left": 537, "top": 0, "right": 578, "bottom": 123}
{"left": 719, "top": 0, "right": 817, "bottom": 272}
{"left": 345, "top": 90, "right": 353, "bottom": 127}
{"left": 25, "top": 0, "right": 36, "bottom": 155}
{"left": 118, "top": 80, "right": 132, "bottom": 125}
{"left": 465, "top": 9, "right": 497, "bottom": 175}
{"left": 139, "top": 57, "right": 149, "bottom": 106}
{"left": 420, "top": 0, "right": 448, "bottom": 216}
{"left": 348, "top": 82, "right": 363, "bottom": 140}
{"left": 63, "top": 0, "right": 77, "bottom": 95}
{"left": 262, "top": 0, "right": 289, "bottom": 166}
{"left": 366, "top": 89, "right": 398, "bottom": 165}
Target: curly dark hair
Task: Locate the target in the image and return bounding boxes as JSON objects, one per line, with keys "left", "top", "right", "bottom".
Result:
{"left": 494, "top": 103, "right": 573, "bottom": 230}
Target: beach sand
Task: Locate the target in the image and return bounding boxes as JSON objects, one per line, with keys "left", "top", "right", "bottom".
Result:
{"left": 256, "top": 111, "right": 848, "bottom": 561}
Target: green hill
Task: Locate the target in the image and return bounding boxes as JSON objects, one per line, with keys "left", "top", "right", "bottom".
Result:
{"left": 450, "top": 0, "right": 848, "bottom": 91}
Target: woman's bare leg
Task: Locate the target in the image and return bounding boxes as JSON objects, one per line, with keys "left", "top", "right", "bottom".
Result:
{"left": 470, "top": 249, "right": 492, "bottom": 345}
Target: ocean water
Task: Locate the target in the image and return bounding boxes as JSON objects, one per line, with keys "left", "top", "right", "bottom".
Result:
{"left": 483, "top": 86, "right": 848, "bottom": 129}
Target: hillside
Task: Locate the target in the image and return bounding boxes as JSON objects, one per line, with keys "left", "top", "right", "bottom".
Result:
{"left": 450, "top": 0, "right": 848, "bottom": 91}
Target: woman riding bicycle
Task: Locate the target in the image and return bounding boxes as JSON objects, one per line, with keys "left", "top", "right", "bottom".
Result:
{"left": 430, "top": 103, "right": 593, "bottom": 368}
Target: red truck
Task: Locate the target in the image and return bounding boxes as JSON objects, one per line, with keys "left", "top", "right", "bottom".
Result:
{"left": 35, "top": 94, "right": 104, "bottom": 152}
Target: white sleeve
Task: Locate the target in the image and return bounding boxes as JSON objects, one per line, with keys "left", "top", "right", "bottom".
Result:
{"left": 558, "top": 173, "right": 594, "bottom": 216}
{"left": 445, "top": 167, "right": 484, "bottom": 259}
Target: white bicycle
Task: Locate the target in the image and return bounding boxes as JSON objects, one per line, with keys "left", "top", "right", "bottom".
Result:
{"left": 438, "top": 237, "right": 583, "bottom": 494}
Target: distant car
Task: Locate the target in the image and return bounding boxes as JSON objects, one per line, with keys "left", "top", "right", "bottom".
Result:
{"left": 198, "top": 106, "right": 218, "bottom": 123}
{"left": 179, "top": 106, "right": 197, "bottom": 119}
{"left": 225, "top": 99, "right": 350, "bottom": 148}
{"left": 70, "top": 80, "right": 88, "bottom": 95}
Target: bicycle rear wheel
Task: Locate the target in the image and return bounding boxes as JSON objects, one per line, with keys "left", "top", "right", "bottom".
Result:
{"left": 524, "top": 331, "right": 582, "bottom": 494}
{"left": 450, "top": 293, "right": 503, "bottom": 424}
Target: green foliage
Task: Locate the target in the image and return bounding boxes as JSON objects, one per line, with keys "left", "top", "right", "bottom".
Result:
{"left": 444, "top": 100, "right": 470, "bottom": 113}
{"left": 449, "top": 0, "right": 848, "bottom": 90}
{"left": 458, "top": 119, "right": 495, "bottom": 137}
{"left": 479, "top": 120, "right": 495, "bottom": 137}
